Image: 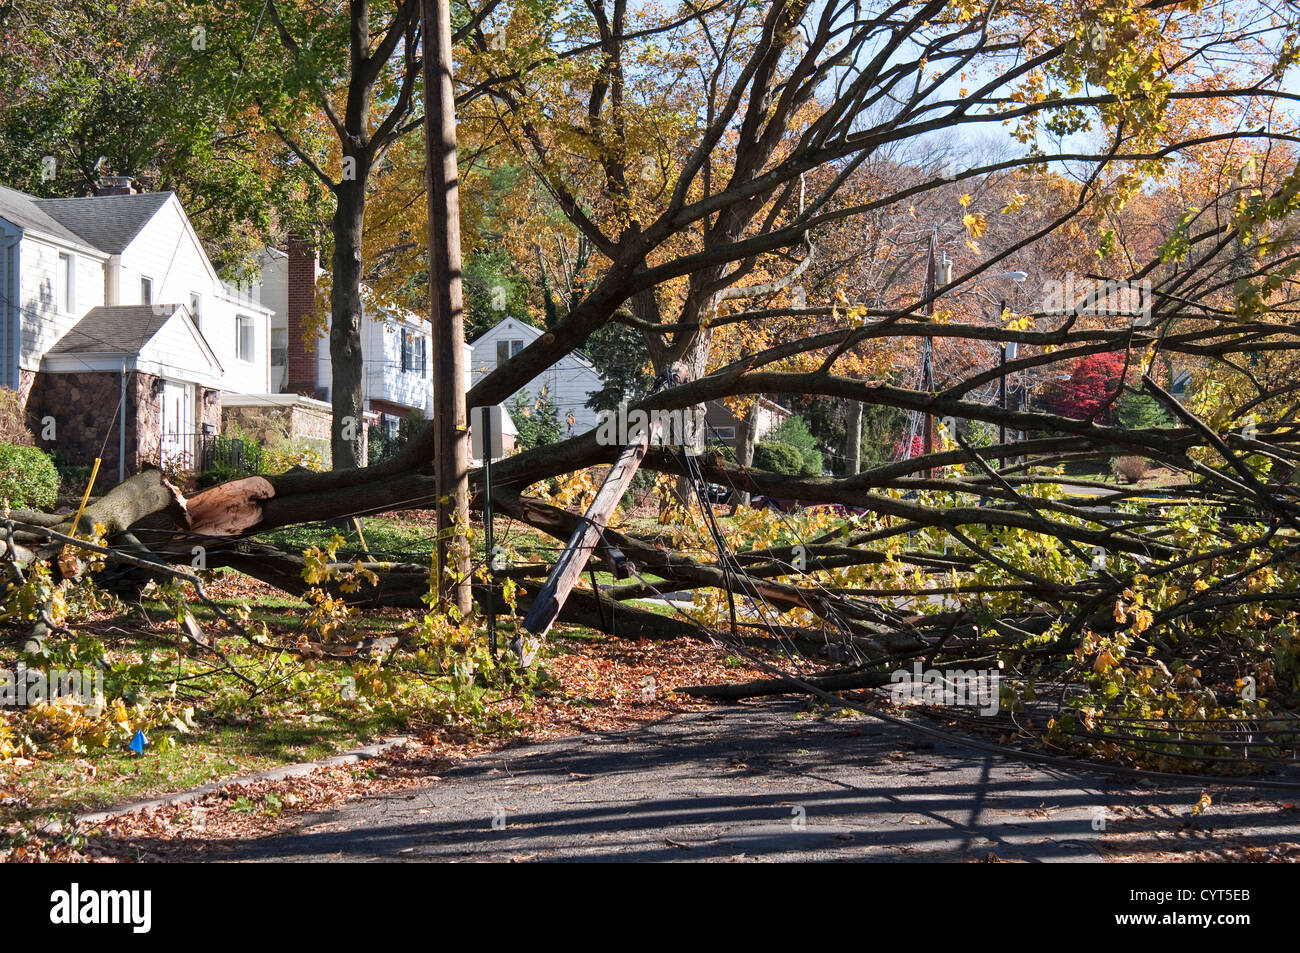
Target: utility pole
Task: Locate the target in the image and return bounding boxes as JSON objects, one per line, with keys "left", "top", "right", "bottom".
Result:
{"left": 421, "top": 0, "right": 471, "bottom": 615}
{"left": 922, "top": 228, "right": 949, "bottom": 475}
{"left": 999, "top": 300, "right": 1013, "bottom": 450}
{"left": 922, "top": 231, "right": 935, "bottom": 466}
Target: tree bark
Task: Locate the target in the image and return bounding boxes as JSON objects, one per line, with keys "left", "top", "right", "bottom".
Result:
{"left": 329, "top": 169, "right": 368, "bottom": 471}
{"left": 731, "top": 400, "right": 758, "bottom": 510}
{"left": 421, "top": 0, "right": 471, "bottom": 614}
{"left": 845, "top": 399, "right": 862, "bottom": 475}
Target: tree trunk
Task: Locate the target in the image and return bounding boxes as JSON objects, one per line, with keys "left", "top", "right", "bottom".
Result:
{"left": 845, "top": 399, "right": 862, "bottom": 475}
{"left": 329, "top": 158, "right": 369, "bottom": 471}
{"left": 732, "top": 400, "right": 758, "bottom": 510}
{"left": 421, "top": 0, "right": 471, "bottom": 615}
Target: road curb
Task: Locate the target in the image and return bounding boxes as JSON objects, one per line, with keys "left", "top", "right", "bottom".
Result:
{"left": 73, "top": 735, "right": 411, "bottom": 826}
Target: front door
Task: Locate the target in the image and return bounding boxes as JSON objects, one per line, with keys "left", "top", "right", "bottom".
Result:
{"left": 159, "top": 380, "right": 194, "bottom": 470}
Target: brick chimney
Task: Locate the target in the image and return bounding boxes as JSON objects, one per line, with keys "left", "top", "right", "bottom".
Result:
{"left": 285, "top": 235, "right": 321, "bottom": 397}
{"left": 94, "top": 175, "right": 137, "bottom": 196}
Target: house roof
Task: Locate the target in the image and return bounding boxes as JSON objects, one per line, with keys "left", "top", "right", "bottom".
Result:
{"left": 34, "top": 191, "right": 173, "bottom": 254}
{"left": 758, "top": 396, "right": 792, "bottom": 416}
{"left": 46, "top": 304, "right": 185, "bottom": 357}
{"left": 470, "top": 316, "right": 600, "bottom": 374}
{"left": 0, "top": 184, "right": 99, "bottom": 251}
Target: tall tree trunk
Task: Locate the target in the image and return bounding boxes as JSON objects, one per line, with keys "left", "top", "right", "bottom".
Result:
{"left": 845, "top": 399, "right": 862, "bottom": 475}
{"left": 421, "top": 0, "right": 471, "bottom": 614}
{"left": 732, "top": 401, "right": 758, "bottom": 510}
{"left": 330, "top": 166, "right": 368, "bottom": 470}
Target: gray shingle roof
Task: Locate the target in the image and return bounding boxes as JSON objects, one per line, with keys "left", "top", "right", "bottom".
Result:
{"left": 34, "top": 191, "right": 172, "bottom": 254}
{"left": 45, "top": 304, "right": 183, "bottom": 357}
{"left": 0, "top": 184, "right": 92, "bottom": 248}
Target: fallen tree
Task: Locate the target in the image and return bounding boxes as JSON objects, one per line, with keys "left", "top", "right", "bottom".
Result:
{"left": 7, "top": 0, "right": 1300, "bottom": 774}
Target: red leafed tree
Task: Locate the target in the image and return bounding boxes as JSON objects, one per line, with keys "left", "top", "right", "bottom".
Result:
{"left": 894, "top": 434, "right": 925, "bottom": 460}
{"left": 1042, "top": 352, "right": 1129, "bottom": 424}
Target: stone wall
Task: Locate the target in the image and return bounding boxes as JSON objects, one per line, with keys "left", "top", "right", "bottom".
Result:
{"left": 223, "top": 398, "right": 333, "bottom": 461}
{"left": 29, "top": 371, "right": 128, "bottom": 477}
{"left": 27, "top": 371, "right": 222, "bottom": 483}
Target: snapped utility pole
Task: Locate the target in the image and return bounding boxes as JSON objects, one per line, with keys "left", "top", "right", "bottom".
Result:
{"left": 420, "top": 0, "right": 471, "bottom": 614}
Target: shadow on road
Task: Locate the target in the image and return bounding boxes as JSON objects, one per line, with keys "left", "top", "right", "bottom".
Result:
{"left": 135, "top": 701, "right": 1300, "bottom": 862}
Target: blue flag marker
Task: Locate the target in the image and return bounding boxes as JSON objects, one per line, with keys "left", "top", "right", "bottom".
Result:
{"left": 129, "top": 730, "right": 147, "bottom": 755}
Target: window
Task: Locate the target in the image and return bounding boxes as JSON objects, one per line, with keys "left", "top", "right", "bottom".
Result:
{"left": 712, "top": 426, "right": 736, "bottom": 441}
{"left": 189, "top": 292, "right": 202, "bottom": 323}
{"left": 236, "top": 314, "right": 255, "bottom": 362}
{"left": 401, "top": 329, "right": 427, "bottom": 374}
{"left": 140, "top": 276, "right": 153, "bottom": 305}
{"left": 495, "top": 339, "right": 524, "bottom": 366}
{"left": 57, "top": 253, "right": 75, "bottom": 313}
{"left": 270, "top": 327, "right": 287, "bottom": 367}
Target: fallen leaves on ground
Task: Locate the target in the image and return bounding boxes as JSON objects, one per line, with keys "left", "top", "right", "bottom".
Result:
{"left": 3, "top": 634, "right": 765, "bottom": 862}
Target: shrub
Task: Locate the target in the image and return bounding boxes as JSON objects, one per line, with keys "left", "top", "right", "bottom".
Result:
{"left": 509, "top": 390, "right": 563, "bottom": 451}
{"left": 753, "top": 440, "right": 806, "bottom": 475}
{"left": 56, "top": 464, "right": 94, "bottom": 499}
{"left": 369, "top": 410, "right": 429, "bottom": 465}
{"left": 1116, "top": 390, "right": 1171, "bottom": 431}
{"left": 265, "top": 440, "right": 327, "bottom": 474}
{"left": 368, "top": 424, "right": 400, "bottom": 465}
{"left": 0, "top": 388, "right": 34, "bottom": 446}
{"left": 0, "top": 443, "right": 59, "bottom": 509}
{"left": 1112, "top": 455, "right": 1151, "bottom": 484}
{"left": 893, "top": 434, "right": 925, "bottom": 460}
{"left": 765, "top": 414, "right": 823, "bottom": 474}
{"left": 1042, "top": 351, "right": 1127, "bottom": 423}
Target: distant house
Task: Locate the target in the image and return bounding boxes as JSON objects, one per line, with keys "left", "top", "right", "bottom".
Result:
{"left": 703, "top": 397, "right": 792, "bottom": 449}
{"left": 0, "top": 177, "right": 273, "bottom": 480}
{"left": 469, "top": 316, "right": 605, "bottom": 435}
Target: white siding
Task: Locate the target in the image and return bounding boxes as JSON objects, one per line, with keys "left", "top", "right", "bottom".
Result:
{"left": 316, "top": 305, "right": 436, "bottom": 414}
{"left": 137, "top": 311, "right": 222, "bottom": 388}
{"left": 469, "top": 317, "right": 605, "bottom": 435}
{"left": 18, "top": 235, "right": 106, "bottom": 370}
{"left": 116, "top": 198, "right": 269, "bottom": 394}
{"left": 259, "top": 251, "right": 289, "bottom": 391}
{"left": 0, "top": 221, "right": 18, "bottom": 386}
{"left": 115, "top": 199, "right": 214, "bottom": 311}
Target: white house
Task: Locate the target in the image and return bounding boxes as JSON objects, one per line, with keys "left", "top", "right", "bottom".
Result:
{"left": 0, "top": 178, "right": 274, "bottom": 480}
{"left": 251, "top": 243, "right": 471, "bottom": 442}
{"left": 469, "top": 316, "right": 605, "bottom": 436}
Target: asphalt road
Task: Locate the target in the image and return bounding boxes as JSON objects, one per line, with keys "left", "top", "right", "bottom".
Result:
{"left": 216, "top": 700, "right": 1300, "bottom": 862}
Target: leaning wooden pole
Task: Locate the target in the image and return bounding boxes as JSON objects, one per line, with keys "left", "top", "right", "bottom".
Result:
{"left": 521, "top": 370, "right": 683, "bottom": 644}
{"left": 420, "top": 0, "right": 471, "bottom": 614}
{"left": 519, "top": 417, "right": 666, "bottom": 643}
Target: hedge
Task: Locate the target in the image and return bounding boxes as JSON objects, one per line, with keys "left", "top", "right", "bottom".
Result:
{"left": 753, "top": 440, "right": 806, "bottom": 476}
{"left": 0, "top": 443, "right": 59, "bottom": 509}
